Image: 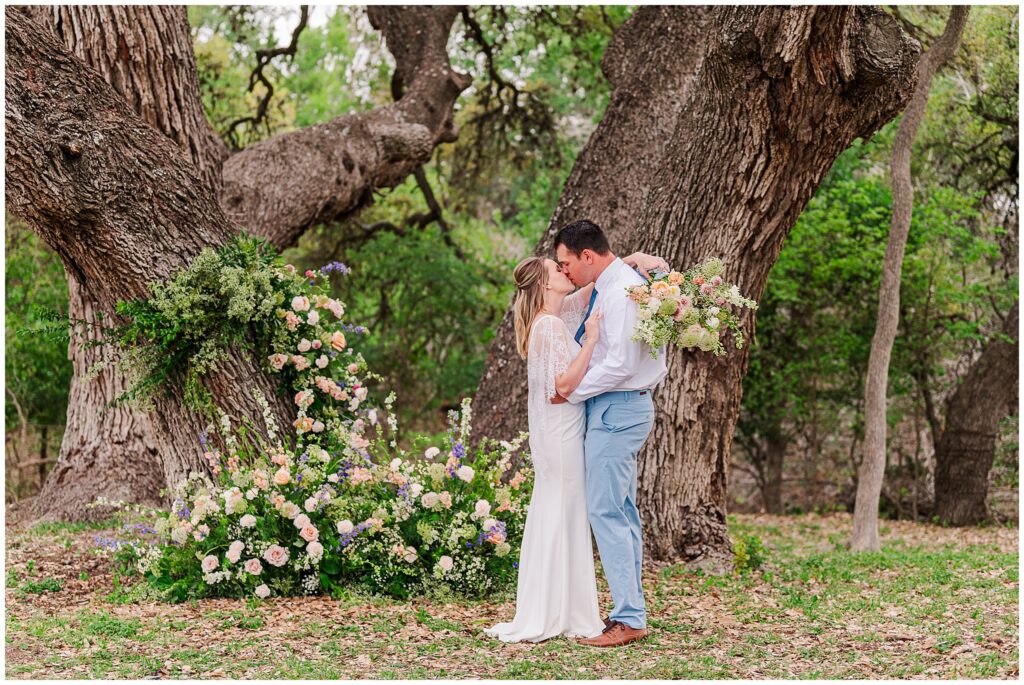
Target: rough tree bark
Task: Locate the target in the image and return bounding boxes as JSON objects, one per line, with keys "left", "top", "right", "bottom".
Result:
{"left": 851, "top": 6, "right": 969, "bottom": 552}
{"left": 933, "top": 300, "right": 1018, "bottom": 525}
{"left": 9, "top": 6, "right": 470, "bottom": 520}
{"left": 23, "top": 5, "right": 229, "bottom": 518}
{"left": 476, "top": 5, "right": 921, "bottom": 569}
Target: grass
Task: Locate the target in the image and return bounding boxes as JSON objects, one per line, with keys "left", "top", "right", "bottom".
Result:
{"left": 4, "top": 512, "right": 1018, "bottom": 679}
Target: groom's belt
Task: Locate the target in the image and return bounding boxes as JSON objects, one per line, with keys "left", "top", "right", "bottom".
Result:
{"left": 586, "top": 389, "right": 651, "bottom": 403}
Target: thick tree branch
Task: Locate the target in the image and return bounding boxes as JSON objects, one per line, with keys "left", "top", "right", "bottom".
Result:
{"left": 220, "top": 6, "right": 471, "bottom": 249}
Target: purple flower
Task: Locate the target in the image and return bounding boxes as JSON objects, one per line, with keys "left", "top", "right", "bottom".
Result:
{"left": 320, "top": 261, "right": 350, "bottom": 275}
{"left": 452, "top": 442, "right": 466, "bottom": 460}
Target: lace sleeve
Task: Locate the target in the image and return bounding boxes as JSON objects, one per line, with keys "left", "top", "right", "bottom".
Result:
{"left": 559, "top": 287, "right": 589, "bottom": 334}
{"left": 527, "top": 315, "right": 570, "bottom": 403}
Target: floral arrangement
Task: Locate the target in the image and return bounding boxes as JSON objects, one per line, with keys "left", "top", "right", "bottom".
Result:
{"left": 627, "top": 257, "right": 758, "bottom": 357}
{"left": 92, "top": 235, "right": 534, "bottom": 602}
{"left": 103, "top": 396, "right": 532, "bottom": 602}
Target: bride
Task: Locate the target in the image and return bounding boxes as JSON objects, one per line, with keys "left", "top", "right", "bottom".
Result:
{"left": 485, "top": 250, "right": 664, "bottom": 643}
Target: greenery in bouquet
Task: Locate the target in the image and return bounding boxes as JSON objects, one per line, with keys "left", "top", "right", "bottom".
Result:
{"left": 627, "top": 258, "right": 758, "bottom": 357}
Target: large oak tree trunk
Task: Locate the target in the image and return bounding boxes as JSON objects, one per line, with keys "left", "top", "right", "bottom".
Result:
{"left": 6, "top": 7, "right": 298, "bottom": 506}
{"left": 15, "top": 6, "right": 469, "bottom": 520}
{"left": 24, "top": 5, "right": 229, "bottom": 520}
{"left": 476, "top": 6, "right": 920, "bottom": 569}
{"left": 852, "top": 7, "right": 969, "bottom": 552}
{"left": 933, "top": 301, "right": 1018, "bottom": 525}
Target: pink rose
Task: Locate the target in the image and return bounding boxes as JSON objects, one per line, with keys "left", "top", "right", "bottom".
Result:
{"left": 299, "top": 525, "right": 319, "bottom": 543}
{"left": 297, "top": 339, "right": 312, "bottom": 353}
{"left": 263, "top": 545, "right": 290, "bottom": 567}
{"left": 307, "top": 310, "right": 320, "bottom": 326}
{"left": 292, "top": 355, "right": 310, "bottom": 372}
{"left": 268, "top": 353, "right": 289, "bottom": 371}
{"left": 315, "top": 355, "right": 329, "bottom": 369}
{"left": 312, "top": 339, "right": 322, "bottom": 350}
{"left": 255, "top": 584, "right": 270, "bottom": 598}
{"left": 291, "top": 296, "right": 310, "bottom": 312}
{"left": 201, "top": 555, "right": 219, "bottom": 573}
{"left": 331, "top": 331, "right": 347, "bottom": 351}
{"left": 347, "top": 363, "right": 359, "bottom": 374}
{"left": 244, "top": 558, "right": 263, "bottom": 575}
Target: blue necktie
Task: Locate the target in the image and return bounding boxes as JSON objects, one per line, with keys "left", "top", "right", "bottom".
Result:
{"left": 574, "top": 288, "right": 598, "bottom": 345}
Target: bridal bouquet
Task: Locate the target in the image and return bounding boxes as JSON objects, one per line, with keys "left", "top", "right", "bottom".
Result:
{"left": 627, "top": 257, "right": 757, "bottom": 357}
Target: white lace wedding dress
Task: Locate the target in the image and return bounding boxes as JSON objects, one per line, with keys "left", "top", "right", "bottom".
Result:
{"left": 485, "top": 295, "right": 604, "bottom": 643}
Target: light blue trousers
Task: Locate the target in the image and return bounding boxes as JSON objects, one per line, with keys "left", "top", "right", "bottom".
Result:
{"left": 584, "top": 390, "right": 655, "bottom": 630}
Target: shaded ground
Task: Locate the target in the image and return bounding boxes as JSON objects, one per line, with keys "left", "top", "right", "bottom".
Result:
{"left": 4, "top": 512, "right": 1018, "bottom": 679}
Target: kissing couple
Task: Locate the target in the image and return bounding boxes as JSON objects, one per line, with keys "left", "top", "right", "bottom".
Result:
{"left": 485, "top": 220, "right": 669, "bottom": 648}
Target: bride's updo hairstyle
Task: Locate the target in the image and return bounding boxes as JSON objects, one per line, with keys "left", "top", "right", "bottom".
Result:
{"left": 513, "top": 256, "right": 548, "bottom": 359}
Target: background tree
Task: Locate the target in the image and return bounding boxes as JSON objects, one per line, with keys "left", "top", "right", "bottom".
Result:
{"left": 853, "top": 7, "right": 970, "bottom": 552}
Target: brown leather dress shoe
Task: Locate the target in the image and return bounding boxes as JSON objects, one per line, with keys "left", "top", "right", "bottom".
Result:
{"left": 578, "top": 621, "right": 648, "bottom": 647}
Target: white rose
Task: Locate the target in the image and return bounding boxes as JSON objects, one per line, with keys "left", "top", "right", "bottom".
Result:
{"left": 239, "top": 514, "right": 257, "bottom": 528}
{"left": 474, "top": 500, "right": 491, "bottom": 518}
{"left": 390, "top": 458, "right": 402, "bottom": 470}
{"left": 336, "top": 519, "right": 354, "bottom": 535}
{"left": 307, "top": 310, "right": 320, "bottom": 326}
{"left": 708, "top": 306, "right": 721, "bottom": 315}
{"left": 255, "top": 584, "right": 271, "bottom": 599}
{"left": 201, "top": 555, "right": 219, "bottom": 573}
{"left": 226, "top": 540, "right": 244, "bottom": 564}
{"left": 315, "top": 355, "right": 329, "bottom": 369}
{"left": 706, "top": 316, "right": 720, "bottom": 330}
{"left": 297, "top": 338, "right": 312, "bottom": 353}
{"left": 294, "top": 513, "right": 311, "bottom": 529}
{"left": 421, "top": 492, "right": 440, "bottom": 509}
{"left": 424, "top": 447, "right": 440, "bottom": 459}
{"left": 304, "top": 498, "right": 319, "bottom": 513}
{"left": 306, "top": 540, "right": 324, "bottom": 562}
{"left": 438, "top": 555, "right": 454, "bottom": 572}
{"left": 456, "top": 465, "right": 475, "bottom": 483}
{"left": 410, "top": 483, "right": 424, "bottom": 498}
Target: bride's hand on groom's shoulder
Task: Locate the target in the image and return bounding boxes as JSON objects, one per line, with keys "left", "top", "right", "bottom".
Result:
{"left": 624, "top": 252, "right": 669, "bottom": 279}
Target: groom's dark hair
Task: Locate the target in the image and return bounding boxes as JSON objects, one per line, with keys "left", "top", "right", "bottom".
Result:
{"left": 553, "top": 220, "right": 611, "bottom": 257}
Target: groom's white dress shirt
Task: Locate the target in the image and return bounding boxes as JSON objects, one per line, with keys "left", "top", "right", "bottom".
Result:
{"left": 567, "top": 257, "right": 668, "bottom": 404}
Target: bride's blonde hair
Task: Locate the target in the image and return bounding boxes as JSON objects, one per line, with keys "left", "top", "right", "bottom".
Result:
{"left": 513, "top": 256, "right": 548, "bottom": 359}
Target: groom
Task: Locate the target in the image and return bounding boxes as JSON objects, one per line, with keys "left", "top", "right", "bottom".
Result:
{"left": 553, "top": 220, "right": 668, "bottom": 647}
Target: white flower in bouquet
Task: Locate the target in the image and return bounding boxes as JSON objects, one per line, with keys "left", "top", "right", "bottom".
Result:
{"left": 473, "top": 499, "right": 491, "bottom": 519}
{"left": 306, "top": 540, "right": 324, "bottom": 563}
{"left": 337, "top": 519, "right": 354, "bottom": 535}
{"left": 437, "top": 555, "right": 454, "bottom": 573}
{"left": 239, "top": 514, "right": 257, "bottom": 528}
{"left": 304, "top": 497, "right": 319, "bottom": 513}
{"left": 294, "top": 513, "right": 311, "bottom": 529}
{"left": 255, "top": 584, "right": 271, "bottom": 599}
{"left": 279, "top": 501, "right": 300, "bottom": 519}
{"left": 421, "top": 492, "right": 440, "bottom": 509}
{"left": 245, "top": 558, "right": 263, "bottom": 575}
{"left": 409, "top": 482, "right": 424, "bottom": 498}
{"left": 226, "top": 540, "right": 245, "bottom": 564}
{"left": 456, "top": 465, "right": 475, "bottom": 483}
{"left": 424, "top": 447, "right": 440, "bottom": 459}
